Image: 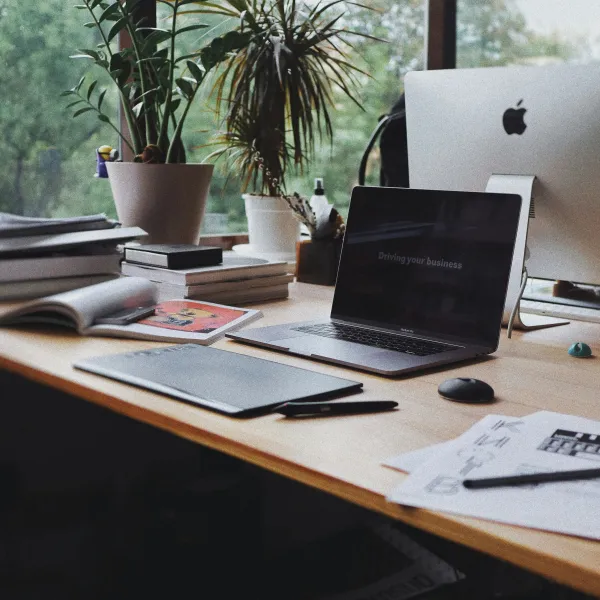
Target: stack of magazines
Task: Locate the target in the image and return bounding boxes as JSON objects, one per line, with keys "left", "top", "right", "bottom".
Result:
{"left": 0, "top": 213, "right": 145, "bottom": 301}
{"left": 121, "top": 251, "right": 294, "bottom": 304}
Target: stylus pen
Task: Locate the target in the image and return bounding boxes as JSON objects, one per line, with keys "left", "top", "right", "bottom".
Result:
{"left": 274, "top": 400, "right": 398, "bottom": 417}
{"left": 463, "top": 467, "right": 600, "bottom": 490}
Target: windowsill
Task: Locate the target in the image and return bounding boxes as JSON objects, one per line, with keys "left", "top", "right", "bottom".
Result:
{"left": 199, "top": 233, "right": 249, "bottom": 250}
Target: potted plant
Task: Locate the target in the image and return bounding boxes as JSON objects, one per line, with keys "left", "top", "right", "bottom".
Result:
{"left": 198, "top": 0, "right": 369, "bottom": 259}
{"left": 63, "top": 0, "right": 250, "bottom": 244}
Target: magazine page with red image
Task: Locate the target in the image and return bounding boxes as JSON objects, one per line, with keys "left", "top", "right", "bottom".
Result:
{"left": 88, "top": 299, "right": 262, "bottom": 344}
{"left": 140, "top": 301, "right": 251, "bottom": 333}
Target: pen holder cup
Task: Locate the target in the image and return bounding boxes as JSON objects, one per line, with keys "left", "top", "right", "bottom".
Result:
{"left": 295, "top": 238, "right": 342, "bottom": 286}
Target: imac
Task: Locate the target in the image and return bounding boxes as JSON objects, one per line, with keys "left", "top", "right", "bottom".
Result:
{"left": 404, "top": 63, "right": 600, "bottom": 329}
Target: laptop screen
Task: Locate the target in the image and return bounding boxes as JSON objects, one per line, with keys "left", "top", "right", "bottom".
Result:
{"left": 331, "top": 187, "right": 521, "bottom": 348}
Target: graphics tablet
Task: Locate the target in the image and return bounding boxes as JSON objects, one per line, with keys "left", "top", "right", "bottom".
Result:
{"left": 74, "top": 343, "right": 363, "bottom": 417}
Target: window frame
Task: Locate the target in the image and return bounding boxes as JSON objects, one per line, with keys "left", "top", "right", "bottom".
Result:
{"left": 426, "top": 0, "right": 457, "bottom": 69}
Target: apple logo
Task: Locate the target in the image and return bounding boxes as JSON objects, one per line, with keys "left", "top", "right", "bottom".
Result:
{"left": 502, "top": 99, "right": 527, "bottom": 135}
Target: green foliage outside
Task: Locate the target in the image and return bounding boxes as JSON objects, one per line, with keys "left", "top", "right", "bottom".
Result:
{"left": 0, "top": 0, "right": 588, "bottom": 230}
{"left": 0, "top": 2, "right": 121, "bottom": 218}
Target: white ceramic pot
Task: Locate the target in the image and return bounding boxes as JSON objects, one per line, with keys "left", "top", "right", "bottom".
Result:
{"left": 243, "top": 194, "right": 300, "bottom": 256}
{"left": 106, "top": 162, "right": 214, "bottom": 244}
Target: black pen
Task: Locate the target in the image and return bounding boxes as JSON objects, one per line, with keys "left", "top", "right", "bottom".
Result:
{"left": 274, "top": 400, "right": 398, "bottom": 417}
{"left": 463, "top": 467, "right": 600, "bottom": 490}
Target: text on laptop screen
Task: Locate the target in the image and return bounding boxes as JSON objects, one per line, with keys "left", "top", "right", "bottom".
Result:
{"left": 331, "top": 187, "right": 521, "bottom": 347}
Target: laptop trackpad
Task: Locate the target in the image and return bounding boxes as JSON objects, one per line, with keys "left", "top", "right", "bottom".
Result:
{"left": 275, "top": 335, "right": 382, "bottom": 358}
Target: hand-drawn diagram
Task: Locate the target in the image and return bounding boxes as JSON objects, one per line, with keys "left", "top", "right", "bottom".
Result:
{"left": 538, "top": 429, "right": 600, "bottom": 462}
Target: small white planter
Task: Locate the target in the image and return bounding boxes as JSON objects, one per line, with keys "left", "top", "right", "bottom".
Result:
{"left": 242, "top": 194, "right": 300, "bottom": 258}
{"left": 106, "top": 162, "right": 214, "bottom": 244}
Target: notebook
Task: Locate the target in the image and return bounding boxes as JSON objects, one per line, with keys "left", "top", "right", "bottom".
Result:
{"left": 73, "top": 344, "right": 363, "bottom": 417}
{"left": 228, "top": 186, "right": 522, "bottom": 376}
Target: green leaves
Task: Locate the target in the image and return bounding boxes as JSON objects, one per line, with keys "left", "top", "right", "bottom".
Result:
{"left": 65, "top": 79, "right": 106, "bottom": 119}
{"left": 98, "top": 89, "right": 107, "bottom": 111}
{"left": 174, "top": 24, "right": 209, "bottom": 36}
{"left": 199, "top": 30, "right": 252, "bottom": 70}
{"left": 70, "top": 48, "right": 100, "bottom": 60}
{"left": 107, "top": 17, "right": 129, "bottom": 42}
{"left": 64, "top": 0, "right": 256, "bottom": 162}
{"left": 109, "top": 52, "right": 132, "bottom": 87}
{"left": 98, "top": 2, "right": 121, "bottom": 23}
{"left": 139, "top": 28, "right": 173, "bottom": 46}
{"left": 64, "top": 100, "right": 84, "bottom": 109}
{"left": 186, "top": 60, "right": 204, "bottom": 83}
{"left": 72, "top": 106, "right": 95, "bottom": 118}
{"left": 86, "top": 80, "right": 98, "bottom": 100}
{"left": 203, "top": 0, "right": 370, "bottom": 193}
{"left": 175, "top": 77, "right": 195, "bottom": 99}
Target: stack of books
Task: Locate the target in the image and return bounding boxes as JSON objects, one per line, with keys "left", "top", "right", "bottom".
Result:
{"left": 121, "top": 249, "right": 294, "bottom": 304}
{"left": 0, "top": 213, "right": 146, "bottom": 301}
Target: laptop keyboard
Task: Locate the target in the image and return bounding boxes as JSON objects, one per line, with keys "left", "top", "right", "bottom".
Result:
{"left": 292, "top": 323, "right": 456, "bottom": 356}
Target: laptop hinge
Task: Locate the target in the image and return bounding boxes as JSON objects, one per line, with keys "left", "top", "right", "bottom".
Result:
{"left": 329, "top": 318, "right": 463, "bottom": 349}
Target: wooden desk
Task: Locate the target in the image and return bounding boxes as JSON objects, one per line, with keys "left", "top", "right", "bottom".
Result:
{"left": 1, "top": 282, "right": 599, "bottom": 596}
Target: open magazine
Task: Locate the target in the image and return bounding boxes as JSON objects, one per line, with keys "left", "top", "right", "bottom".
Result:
{"left": 0, "top": 277, "right": 262, "bottom": 344}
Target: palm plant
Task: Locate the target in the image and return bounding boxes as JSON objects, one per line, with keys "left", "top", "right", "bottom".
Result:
{"left": 192, "top": 0, "right": 371, "bottom": 195}
{"left": 63, "top": 0, "right": 251, "bottom": 163}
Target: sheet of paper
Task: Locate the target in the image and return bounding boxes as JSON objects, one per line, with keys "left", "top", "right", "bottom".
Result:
{"left": 388, "top": 411, "right": 600, "bottom": 539}
{"left": 383, "top": 411, "right": 544, "bottom": 473}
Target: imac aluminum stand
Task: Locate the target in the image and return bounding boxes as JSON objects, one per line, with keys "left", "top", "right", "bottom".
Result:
{"left": 485, "top": 174, "right": 568, "bottom": 337}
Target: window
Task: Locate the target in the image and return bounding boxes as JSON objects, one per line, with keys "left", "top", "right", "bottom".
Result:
{"left": 0, "top": 2, "right": 119, "bottom": 218}
{"left": 0, "top": 0, "right": 426, "bottom": 233}
{"left": 457, "top": 0, "right": 600, "bottom": 67}
{"left": 13, "top": 2, "right": 595, "bottom": 232}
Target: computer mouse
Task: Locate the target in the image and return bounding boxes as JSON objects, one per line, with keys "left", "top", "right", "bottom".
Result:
{"left": 438, "top": 377, "right": 495, "bottom": 404}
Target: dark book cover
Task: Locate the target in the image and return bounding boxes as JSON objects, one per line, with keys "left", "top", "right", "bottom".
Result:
{"left": 124, "top": 244, "right": 223, "bottom": 269}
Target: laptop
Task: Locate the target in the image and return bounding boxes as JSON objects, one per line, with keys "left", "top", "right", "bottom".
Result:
{"left": 227, "top": 186, "right": 522, "bottom": 376}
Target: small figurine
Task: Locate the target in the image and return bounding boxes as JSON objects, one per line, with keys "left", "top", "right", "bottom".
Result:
{"left": 95, "top": 145, "right": 119, "bottom": 178}
{"left": 568, "top": 342, "right": 592, "bottom": 358}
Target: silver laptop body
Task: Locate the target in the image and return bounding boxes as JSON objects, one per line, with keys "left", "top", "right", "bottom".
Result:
{"left": 228, "top": 186, "right": 521, "bottom": 376}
